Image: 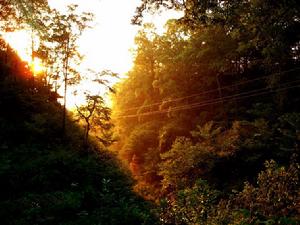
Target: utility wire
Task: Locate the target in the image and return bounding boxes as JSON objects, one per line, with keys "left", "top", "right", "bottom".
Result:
{"left": 168, "top": 82, "right": 300, "bottom": 113}
{"left": 116, "top": 83, "right": 300, "bottom": 119}
{"left": 114, "top": 81, "right": 300, "bottom": 119}
{"left": 169, "top": 79, "right": 300, "bottom": 111}
{"left": 113, "top": 67, "right": 300, "bottom": 114}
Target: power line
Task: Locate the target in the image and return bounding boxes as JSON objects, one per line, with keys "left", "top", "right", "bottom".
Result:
{"left": 113, "top": 67, "right": 300, "bottom": 114}
{"left": 116, "top": 83, "right": 300, "bottom": 119}
{"left": 170, "top": 79, "right": 300, "bottom": 111}
{"left": 114, "top": 81, "right": 300, "bottom": 119}
{"left": 169, "top": 82, "right": 300, "bottom": 113}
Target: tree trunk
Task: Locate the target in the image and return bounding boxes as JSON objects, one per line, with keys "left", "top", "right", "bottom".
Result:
{"left": 84, "top": 122, "right": 90, "bottom": 147}
{"left": 62, "top": 36, "right": 70, "bottom": 135}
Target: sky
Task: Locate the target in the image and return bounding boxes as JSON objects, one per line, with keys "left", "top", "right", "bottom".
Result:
{"left": 49, "top": 0, "right": 140, "bottom": 75}
{"left": 3, "top": 0, "right": 181, "bottom": 108}
{"left": 48, "top": 0, "right": 180, "bottom": 75}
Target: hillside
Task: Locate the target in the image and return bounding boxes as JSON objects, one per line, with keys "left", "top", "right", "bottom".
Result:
{"left": 0, "top": 43, "right": 157, "bottom": 225}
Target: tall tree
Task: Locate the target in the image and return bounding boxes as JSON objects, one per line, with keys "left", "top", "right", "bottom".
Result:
{"left": 40, "top": 5, "right": 93, "bottom": 134}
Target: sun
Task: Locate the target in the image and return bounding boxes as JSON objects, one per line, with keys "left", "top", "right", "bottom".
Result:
{"left": 3, "top": 30, "right": 44, "bottom": 74}
{"left": 30, "top": 58, "right": 44, "bottom": 74}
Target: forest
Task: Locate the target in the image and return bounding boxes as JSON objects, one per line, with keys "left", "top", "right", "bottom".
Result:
{"left": 0, "top": 0, "right": 300, "bottom": 225}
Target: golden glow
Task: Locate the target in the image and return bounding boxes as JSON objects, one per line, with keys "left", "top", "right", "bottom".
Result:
{"left": 3, "top": 0, "right": 181, "bottom": 109}
{"left": 30, "top": 58, "right": 44, "bottom": 74}
{"left": 3, "top": 30, "right": 32, "bottom": 62}
{"left": 49, "top": 0, "right": 140, "bottom": 75}
{"left": 3, "top": 31, "right": 44, "bottom": 75}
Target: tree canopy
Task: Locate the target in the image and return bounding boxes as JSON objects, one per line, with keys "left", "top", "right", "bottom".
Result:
{"left": 111, "top": 1, "right": 300, "bottom": 223}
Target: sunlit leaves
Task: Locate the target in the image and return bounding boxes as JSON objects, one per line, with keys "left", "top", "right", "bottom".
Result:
{"left": 159, "top": 158, "right": 299, "bottom": 225}
{"left": 160, "top": 179, "right": 220, "bottom": 225}
{"left": 159, "top": 121, "right": 242, "bottom": 191}
{"left": 228, "top": 159, "right": 300, "bottom": 224}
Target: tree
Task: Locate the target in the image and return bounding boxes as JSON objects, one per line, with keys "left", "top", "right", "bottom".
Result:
{"left": 40, "top": 5, "right": 93, "bottom": 134}
{"left": 76, "top": 93, "right": 112, "bottom": 147}
{"left": 1, "top": 2, "right": 93, "bottom": 118}
{"left": 159, "top": 158, "right": 299, "bottom": 225}
{"left": 75, "top": 70, "right": 117, "bottom": 148}
{"left": 133, "top": 0, "right": 300, "bottom": 69}
{"left": 159, "top": 179, "right": 220, "bottom": 225}
{"left": 0, "top": 0, "right": 50, "bottom": 32}
{"left": 208, "top": 158, "right": 300, "bottom": 224}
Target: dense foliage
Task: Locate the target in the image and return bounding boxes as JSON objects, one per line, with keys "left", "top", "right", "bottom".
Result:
{"left": 112, "top": 0, "right": 300, "bottom": 224}
{"left": 159, "top": 158, "right": 299, "bottom": 224}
